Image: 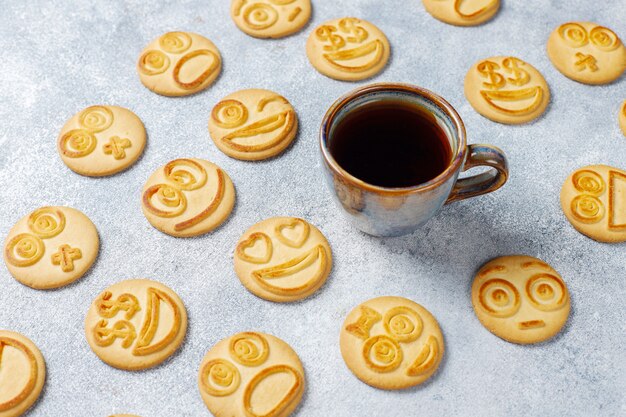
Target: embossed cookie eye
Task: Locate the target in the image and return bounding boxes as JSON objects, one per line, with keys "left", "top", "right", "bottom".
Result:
{"left": 243, "top": 3, "right": 279, "bottom": 30}
{"left": 28, "top": 207, "right": 66, "bottom": 238}
{"left": 589, "top": 26, "right": 621, "bottom": 51}
{"left": 315, "top": 25, "right": 346, "bottom": 51}
{"left": 79, "top": 106, "right": 114, "bottom": 132}
{"left": 478, "top": 278, "right": 520, "bottom": 317}
{"left": 200, "top": 359, "right": 241, "bottom": 396}
{"left": 159, "top": 31, "right": 192, "bottom": 54}
{"left": 5, "top": 233, "right": 44, "bottom": 267}
{"left": 383, "top": 306, "right": 423, "bottom": 342}
{"left": 212, "top": 100, "right": 249, "bottom": 129}
{"left": 229, "top": 332, "right": 269, "bottom": 366}
{"left": 572, "top": 170, "right": 605, "bottom": 194}
{"left": 362, "top": 335, "right": 403, "bottom": 373}
{"left": 164, "top": 159, "right": 208, "bottom": 191}
{"left": 59, "top": 129, "right": 97, "bottom": 158}
{"left": 525, "top": 274, "right": 567, "bottom": 311}
{"left": 143, "top": 184, "right": 187, "bottom": 218}
{"left": 558, "top": 23, "right": 589, "bottom": 47}
{"left": 570, "top": 195, "right": 605, "bottom": 223}
{"left": 137, "top": 50, "right": 170, "bottom": 75}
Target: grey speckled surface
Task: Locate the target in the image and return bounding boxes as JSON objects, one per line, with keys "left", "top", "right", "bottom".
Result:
{"left": 1, "top": 1, "right": 625, "bottom": 416}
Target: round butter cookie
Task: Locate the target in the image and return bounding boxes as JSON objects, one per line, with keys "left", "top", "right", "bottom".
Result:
{"left": 231, "top": 0, "right": 311, "bottom": 38}
{"left": 422, "top": 0, "right": 500, "bottom": 26}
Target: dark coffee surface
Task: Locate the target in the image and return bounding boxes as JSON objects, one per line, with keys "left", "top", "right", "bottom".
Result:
{"left": 330, "top": 100, "right": 452, "bottom": 187}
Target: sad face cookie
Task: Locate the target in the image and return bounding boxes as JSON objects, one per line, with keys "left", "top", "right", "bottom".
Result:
{"left": 306, "top": 18, "right": 390, "bottom": 81}
{"left": 137, "top": 32, "right": 222, "bottom": 96}
{"left": 422, "top": 0, "right": 500, "bottom": 26}
{"left": 3, "top": 206, "right": 99, "bottom": 289}
{"left": 547, "top": 22, "right": 626, "bottom": 84}
{"left": 209, "top": 89, "right": 298, "bottom": 160}
{"left": 58, "top": 105, "right": 146, "bottom": 176}
{"left": 560, "top": 165, "right": 626, "bottom": 243}
{"left": 234, "top": 217, "right": 332, "bottom": 302}
{"left": 231, "top": 0, "right": 311, "bottom": 38}
{"left": 141, "top": 158, "right": 236, "bottom": 237}
{"left": 84, "top": 278, "right": 187, "bottom": 370}
{"left": 464, "top": 56, "right": 550, "bottom": 124}
{"left": 472, "top": 256, "right": 570, "bottom": 344}
{"left": 340, "top": 296, "right": 444, "bottom": 390}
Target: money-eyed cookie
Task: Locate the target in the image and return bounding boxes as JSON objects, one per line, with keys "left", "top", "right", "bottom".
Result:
{"left": 0, "top": 331, "right": 46, "bottom": 417}
{"left": 340, "top": 296, "right": 444, "bottom": 390}
{"left": 198, "top": 332, "right": 305, "bottom": 417}
{"left": 84, "top": 278, "right": 187, "bottom": 370}
{"left": 422, "top": 0, "right": 499, "bottom": 26}
{"left": 3, "top": 206, "right": 99, "bottom": 289}
{"left": 231, "top": 0, "right": 311, "bottom": 39}
{"left": 464, "top": 56, "right": 550, "bottom": 124}
{"left": 472, "top": 256, "right": 570, "bottom": 344}
{"left": 306, "top": 18, "right": 390, "bottom": 81}
{"left": 560, "top": 165, "right": 626, "bottom": 243}
{"left": 209, "top": 89, "right": 298, "bottom": 160}
{"left": 141, "top": 158, "right": 235, "bottom": 237}
{"left": 547, "top": 22, "right": 626, "bottom": 85}
{"left": 137, "top": 32, "right": 222, "bottom": 96}
{"left": 58, "top": 105, "right": 146, "bottom": 176}
{"left": 234, "top": 217, "right": 332, "bottom": 302}
{"left": 619, "top": 101, "right": 626, "bottom": 136}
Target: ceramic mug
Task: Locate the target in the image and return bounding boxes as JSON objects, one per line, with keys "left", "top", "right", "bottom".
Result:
{"left": 320, "top": 83, "right": 509, "bottom": 237}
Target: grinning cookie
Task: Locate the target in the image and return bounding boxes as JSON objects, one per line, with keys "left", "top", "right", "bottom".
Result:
{"left": 547, "top": 22, "right": 626, "bottom": 85}
{"left": 84, "top": 278, "right": 187, "bottom": 370}
{"left": 209, "top": 89, "right": 298, "bottom": 160}
{"left": 234, "top": 217, "right": 332, "bottom": 302}
{"left": 141, "top": 158, "right": 235, "bottom": 237}
{"left": 3, "top": 206, "right": 99, "bottom": 289}
{"left": 340, "top": 296, "right": 444, "bottom": 390}
{"left": 137, "top": 32, "right": 222, "bottom": 96}
{"left": 471, "top": 256, "right": 570, "bottom": 344}
{"left": 198, "top": 331, "right": 305, "bottom": 417}
{"left": 231, "top": 0, "right": 311, "bottom": 39}
{"left": 464, "top": 56, "right": 550, "bottom": 124}
{"left": 57, "top": 105, "right": 146, "bottom": 176}
{"left": 0, "top": 331, "right": 46, "bottom": 417}
{"left": 422, "top": 0, "right": 499, "bottom": 26}
{"left": 306, "top": 18, "right": 390, "bottom": 81}
{"left": 560, "top": 165, "right": 626, "bottom": 243}
{"left": 619, "top": 101, "right": 626, "bottom": 136}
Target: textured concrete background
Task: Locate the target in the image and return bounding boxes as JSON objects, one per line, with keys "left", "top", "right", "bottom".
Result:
{"left": 1, "top": 1, "right": 625, "bottom": 416}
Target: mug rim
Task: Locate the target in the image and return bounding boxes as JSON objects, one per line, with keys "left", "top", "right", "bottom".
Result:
{"left": 320, "top": 82, "right": 467, "bottom": 195}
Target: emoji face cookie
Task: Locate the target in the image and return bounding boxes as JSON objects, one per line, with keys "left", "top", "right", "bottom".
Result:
{"left": 137, "top": 32, "right": 222, "bottom": 96}
{"left": 472, "top": 256, "right": 570, "bottom": 344}
{"left": 619, "top": 101, "right": 626, "bottom": 136}
{"left": 547, "top": 22, "right": 626, "bottom": 84}
{"left": 198, "top": 332, "right": 305, "bottom": 417}
{"left": 141, "top": 158, "right": 235, "bottom": 237}
{"left": 209, "top": 89, "right": 298, "bottom": 160}
{"left": 85, "top": 278, "right": 187, "bottom": 370}
{"left": 306, "top": 18, "right": 390, "bottom": 81}
{"left": 340, "top": 296, "right": 444, "bottom": 390}
{"left": 560, "top": 165, "right": 626, "bottom": 243}
{"left": 464, "top": 56, "right": 550, "bottom": 124}
{"left": 57, "top": 105, "right": 146, "bottom": 176}
{"left": 234, "top": 217, "right": 332, "bottom": 302}
{"left": 422, "top": 0, "right": 499, "bottom": 26}
{"left": 3, "top": 206, "right": 99, "bottom": 289}
{"left": 0, "top": 331, "right": 45, "bottom": 417}
{"left": 231, "top": 0, "right": 311, "bottom": 38}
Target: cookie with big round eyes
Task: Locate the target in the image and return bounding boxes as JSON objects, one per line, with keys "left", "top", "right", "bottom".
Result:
{"left": 422, "top": 0, "right": 499, "bottom": 26}
{"left": 234, "top": 217, "right": 332, "bottom": 302}
{"left": 340, "top": 296, "right": 444, "bottom": 390}
{"left": 231, "top": 0, "right": 311, "bottom": 39}
{"left": 306, "top": 17, "right": 390, "bottom": 81}
{"left": 560, "top": 164, "right": 626, "bottom": 243}
{"left": 547, "top": 22, "right": 626, "bottom": 85}
{"left": 0, "top": 330, "right": 46, "bottom": 417}
{"left": 137, "top": 31, "right": 222, "bottom": 96}
{"left": 209, "top": 89, "right": 298, "bottom": 160}
{"left": 57, "top": 105, "right": 146, "bottom": 176}
{"left": 141, "top": 158, "right": 236, "bottom": 237}
{"left": 3, "top": 206, "right": 99, "bottom": 289}
{"left": 472, "top": 256, "right": 570, "bottom": 344}
{"left": 198, "top": 332, "right": 305, "bottom": 417}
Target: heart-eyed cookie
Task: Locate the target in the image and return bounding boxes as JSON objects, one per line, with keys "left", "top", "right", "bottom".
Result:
{"left": 234, "top": 217, "right": 332, "bottom": 302}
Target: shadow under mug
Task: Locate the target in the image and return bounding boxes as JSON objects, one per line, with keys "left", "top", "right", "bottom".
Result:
{"left": 320, "top": 83, "right": 509, "bottom": 237}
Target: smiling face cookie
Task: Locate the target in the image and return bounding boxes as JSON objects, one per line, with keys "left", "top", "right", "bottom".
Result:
{"left": 209, "top": 89, "right": 298, "bottom": 160}
{"left": 547, "top": 22, "right": 626, "bottom": 85}
{"left": 141, "top": 158, "right": 235, "bottom": 237}
{"left": 422, "top": 0, "right": 499, "bottom": 26}
{"left": 231, "top": 0, "right": 311, "bottom": 38}
{"left": 234, "top": 217, "right": 332, "bottom": 302}
{"left": 472, "top": 256, "right": 570, "bottom": 344}
{"left": 137, "top": 32, "right": 222, "bottom": 96}
{"left": 560, "top": 165, "right": 626, "bottom": 243}
{"left": 306, "top": 18, "right": 390, "bottom": 81}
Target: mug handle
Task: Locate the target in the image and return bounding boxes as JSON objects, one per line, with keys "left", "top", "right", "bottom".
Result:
{"left": 446, "top": 144, "right": 509, "bottom": 204}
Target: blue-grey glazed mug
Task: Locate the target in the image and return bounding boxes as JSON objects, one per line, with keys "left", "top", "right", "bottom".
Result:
{"left": 320, "top": 83, "right": 509, "bottom": 237}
